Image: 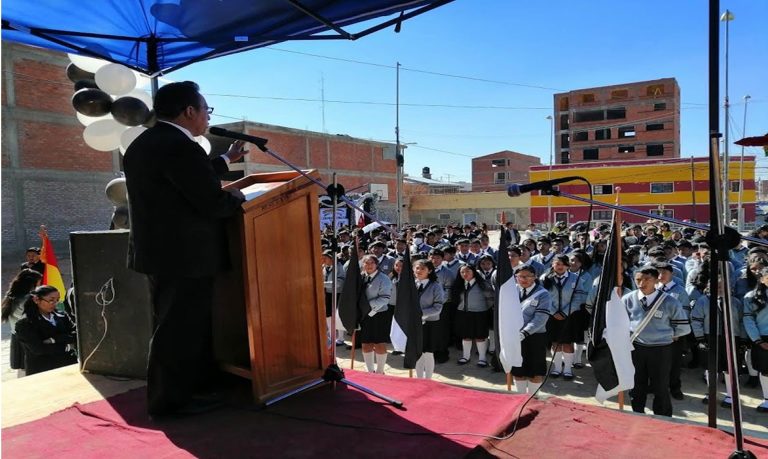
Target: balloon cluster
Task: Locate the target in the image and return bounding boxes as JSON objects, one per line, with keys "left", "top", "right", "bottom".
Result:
{"left": 68, "top": 54, "right": 154, "bottom": 153}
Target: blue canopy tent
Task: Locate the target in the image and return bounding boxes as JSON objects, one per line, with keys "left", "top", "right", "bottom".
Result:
{"left": 2, "top": 0, "right": 452, "bottom": 76}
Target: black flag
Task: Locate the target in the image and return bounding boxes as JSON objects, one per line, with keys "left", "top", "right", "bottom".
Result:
{"left": 394, "top": 246, "right": 423, "bottom": 369}
{"left": 339, "top": 240, "right": 371, "bottom": 333}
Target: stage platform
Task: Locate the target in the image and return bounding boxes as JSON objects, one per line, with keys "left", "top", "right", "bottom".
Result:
{"left": 2, "top": 365, "right": 767, "bottom": 458}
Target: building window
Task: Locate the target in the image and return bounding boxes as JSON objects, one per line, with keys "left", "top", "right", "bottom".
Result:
{"left": 646, "top": 123, "right": 664, "bottom": 131}
{"left": 439, "top": 213, "right": 451, "bottom": 220}
{"left": 651, "top": 209, "right": 674, "bottom": 219}
{"left": 593, "top": 184, "right": 613, "bottom": 195}
{"left": 595, "top": 128, "right": 611, "bottom": 140}
{"left": 574, "top": 110, "right": 604, "bottom": 123}
{"left": 554, "top": 212, "right": 568, "bottom": 224}
{"left": 560, "top": 151, "right": 570, "bottom": 164}
{"left": 618, "top": 126, "right": 636, "bottom": 138}
{"left": 574, "top": 131, "right": 589, "bottom": 142}
{"left": 654, "top": 102, "right": 667, "bottom": 111}
{"left": 494, "top": 172, "right": 506, "bottom": 184}
{"left": 650, "top": 182, "right": 674, "bottom": 193}
{"left": 592, "top": 210, "right": 612, "bottom": 221}
{"left": 606, "top": 107, "right": 626, "bottom": 119}
{"left": 646, "top": 84, "right": 665, "bottom": 96}
{"left": 463, "top": 213, "right": 478, "bottom": 225}
{"left": 618, "top": 145, "right": 635, "bottom": 153}
{"left": 491, "top": 159, "right": 506, "bottom": 167}
{"left": 730, "top": 181, "right": 740, "bottom": 192}
{"left": 560, "top": 133, "right": 570, "bottom": 148}
{"left": 647, "top": 144, "right": 664, "bottom": 156}
{"left": 560, "top": 114, "right": 569, "bottom": 129}
{"left": 581, "top": 93, "right": 596, "bottom": 103}
{"left": 611, "top": 89, "right": 628, "bottom": 99}
{"left": 583, "top": 148, "right": 599, "bottom": 160}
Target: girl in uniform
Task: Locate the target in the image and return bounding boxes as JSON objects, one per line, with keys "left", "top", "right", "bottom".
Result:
{"left": 1, "top": 269, "right": 43, "bottom": 375}
{"left": 742, "top": 267, "right": 768, "bottom": 413}
{"left": 567, "top": 250, "right": 594, "bottom": 369}
{"left": 451, "top": 264, "right": 494, "bottom": 367}
{"left": 322, "top": 250, "right": 346, "bottom": 346}
{"left": 542, "top": 254, "right": 588, "bottom": 379}
{"left": 413, "top": 259, "right": 445, "bottom": 378}
{"left": 359, "top": 254, "right": 393, "bottom": 374}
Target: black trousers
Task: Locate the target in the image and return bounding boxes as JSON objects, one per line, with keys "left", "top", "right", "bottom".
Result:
{"left": 669, "top": 338, "right": 685, "bottom": 392}
{"left": 147, "top": 274, "right": 216, "bottom": 415}
{"left": 630, "top": 343, "right": 673, "bottom": 417}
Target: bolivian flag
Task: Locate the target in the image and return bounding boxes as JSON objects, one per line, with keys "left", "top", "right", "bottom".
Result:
{"left": 40, "top": 232, "right": 66, "bottom": 298}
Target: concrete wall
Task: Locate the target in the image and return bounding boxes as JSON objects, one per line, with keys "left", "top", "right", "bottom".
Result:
{"left": 408, "top": 192, "right": 530, "bottom": 227}
{"left": 472, "top": 150, "right": 541, "bottom": 192}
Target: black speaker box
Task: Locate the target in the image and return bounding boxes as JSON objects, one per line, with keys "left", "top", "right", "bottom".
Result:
{"left": 70, "top": 230, "right": 153, "bottom": 379}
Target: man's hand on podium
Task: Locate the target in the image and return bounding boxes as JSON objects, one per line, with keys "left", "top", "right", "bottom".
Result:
{"left": 227, "top": 188, "right": 245, "bottom": 201}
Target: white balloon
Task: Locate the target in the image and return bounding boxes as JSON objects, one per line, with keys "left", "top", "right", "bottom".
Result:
{"left": 195, "top": 136, "right": 211, "bottom": 154}
{"left": 95, "top": 63, "right": 137, "bottom": 96}
{"left": 133, "top": 71, "right": 153, "bottom": 90}
{"left": 127, "top": 89, "right": 153, "bottom": 109}
{"left": 119, "top": 126, "right": 148, "bottom": 154}
{"left": 76, "top": 111, "right": 114, "bottom": 126}
{"left": 68, "top": 53, "right": 109, "bottom": 73}
{"left": 83, "top": 119, "right": 126, "bottom": 151}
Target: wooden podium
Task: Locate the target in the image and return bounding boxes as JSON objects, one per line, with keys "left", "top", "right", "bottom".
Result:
{"left": 213, "top": 170, "right": 329, "bottom": 403}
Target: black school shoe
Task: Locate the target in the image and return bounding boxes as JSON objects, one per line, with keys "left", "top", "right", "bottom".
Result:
{"left": 671, "top": 390, "right": 684, "bottom": 401}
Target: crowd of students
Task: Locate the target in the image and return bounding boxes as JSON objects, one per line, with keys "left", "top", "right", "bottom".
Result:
{"left": 320, "top": 220, "right": 768, "bottom": 417}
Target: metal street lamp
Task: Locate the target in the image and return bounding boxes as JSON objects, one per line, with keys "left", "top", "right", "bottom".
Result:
{"left": 737, "top": 94, "right": 751, "bottom": 230}
{"left": 721, "top": 9, "right": 734, "bottom": 223}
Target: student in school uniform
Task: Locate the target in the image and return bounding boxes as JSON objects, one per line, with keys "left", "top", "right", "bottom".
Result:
{"left": 451, "top": 264, "right": 494, "bottom": 367}
{"left": 412, "top": 259, "right": 445, "bottom": 379}
{"left": 434, "top": 246, "right": 462, "bottom": 364}
{"left": 455, "top": 239, "right": 477, "bottom": 266}
{"left": 624, "top": 265, "right": 691, "bottom": 417}
{"left": 511, "top": 264, "right": 554, "bottom": 395}
{"left": 322, "top": 250, "right": 346, "bottom": 346}
{"left": 541, "top": 254, "right": 589, "bottom": 380}
{"left": 532, "top": 237, "right": 555, "bottom": 271}
{"left": 566, "top": 250, "right": 593, "bottom": 370}
{"left": 369, "top": 241, "right": 395, "bottom": 277}
{"left": 743, "top": 266, "right": 768, "bottom": 413}
{"left": 359, "top": 255, "right": 393, "bottom": 374}
{"left": 476, "top": 254, "right": 497, "bottom": 354}
{"left": 654, "top": 261, "right": 691, "bottom": 401}
{"left": 388, "top": 257, "right": 405, "bottom": 355}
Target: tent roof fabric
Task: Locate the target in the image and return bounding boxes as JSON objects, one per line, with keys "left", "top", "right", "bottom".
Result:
{"left": 2, "top": 0, "right": 451, "bottom": 75}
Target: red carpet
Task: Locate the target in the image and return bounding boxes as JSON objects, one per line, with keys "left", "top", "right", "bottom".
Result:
{"left": 2, "top": 370, "right": 767, "bottom": 458}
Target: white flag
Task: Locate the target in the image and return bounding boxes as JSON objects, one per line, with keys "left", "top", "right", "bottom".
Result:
{"left": 498, "top": 278, "right": 524, "bottom": 373}
{"left": 595, "top": 288, "right": 635, "bottom": 403}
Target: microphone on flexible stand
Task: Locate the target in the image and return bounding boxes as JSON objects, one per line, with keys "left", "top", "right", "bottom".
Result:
{"left": 208, "top": 127, "right": 269, "bottom": 151}
{"left": 507, "top": 176, "right": 582, "bottom": 197}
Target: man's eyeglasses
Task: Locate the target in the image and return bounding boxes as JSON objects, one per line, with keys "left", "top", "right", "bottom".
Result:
{"left": 198, "top": 106, "right": 214, "bottom": 115}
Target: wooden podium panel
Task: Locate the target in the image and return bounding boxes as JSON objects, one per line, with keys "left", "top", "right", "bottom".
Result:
{"left": 213, "top": 170, "right": 329, "bottom": 403}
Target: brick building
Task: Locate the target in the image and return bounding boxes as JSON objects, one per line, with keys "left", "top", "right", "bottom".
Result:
{"left": 472, "top": 150, "right": 541, "bottom": 192}
{"left": 2, "top": 42, "right": 120, "bottom": 257}
{"left": 554, "top": 78, "right": 680, "bottom": 164}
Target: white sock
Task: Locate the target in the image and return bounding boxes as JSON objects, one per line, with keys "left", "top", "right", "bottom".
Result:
{"left": 375, "top": 352, "right": 388, "bottom": 374}
{"left": 462, "top": 340, "right": 472, "bottom": 360}
{"left": 477, "top": 340, "right": 489, "bottom": 362}
{"left": 515, "top": 379, "right": 529, "bottom": 394}
{"left": 552, "top": 351, "right": 563, "bottom": 371}
{"left": 363, "top": 351, "right": 375, "bottom": 372}
{"left": 563, "top": 352, "right": 574, "bottom": 374}
{"left": 415, "top": 355, "right": 425, "bottom": 378}
{"left": 704, "top": 369, "right": 709, "bottom": 385}
{"left": 528, "top": 381, "right": 542, "bottom": 395}
{"left": 746, "top": 349, "right": 758, "bottom": 377}
{"left": 761, "top": 374, "right": 768, "bottom": 399}
{"left": 724, "top": 372, "right": 732, "bottom": 398}
{"left": 336, "top": 329, "right": 345, "bottom": 342}
{"left": 423, "top": 352, "right": 435, "bottom": 379}
{"left": 573, "top": 344, "right": 584, "bottom": 364}
{"left": 488, "top": 330, "right": 496, "bottom": 352}
{"left": 326, "top": 317, "right": 333, "bottom": 346}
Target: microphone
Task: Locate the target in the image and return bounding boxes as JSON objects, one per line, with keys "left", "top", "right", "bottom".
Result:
{"left": 507, "top": 176, "right": 581, "bottom": 197}
{"left": 208, "top": 127, "right": 268, "bottom": 148}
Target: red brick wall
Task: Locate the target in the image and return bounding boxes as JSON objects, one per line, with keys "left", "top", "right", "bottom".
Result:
{"left": 18, "top": 120, "right": 113, "bottom": 171}
{"left": 472, "top": 151, "right": 541, "bottom": 192}
{"left": 14, "top": 60, "right": 74, "bottom": 115}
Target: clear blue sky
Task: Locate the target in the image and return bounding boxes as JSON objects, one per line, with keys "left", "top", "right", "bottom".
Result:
{"left": 172, "top": 0, "right": 768, "bottom": 184}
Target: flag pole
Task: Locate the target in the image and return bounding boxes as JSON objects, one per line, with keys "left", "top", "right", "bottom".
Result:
{"left": 350, "top": 331, "right": 357, "bottom": 370}
{"left": 506, "top": 373, "right": 512, "bottom": 392}
{"left": 614, "top": 189, "right": 625, "bottom": 410}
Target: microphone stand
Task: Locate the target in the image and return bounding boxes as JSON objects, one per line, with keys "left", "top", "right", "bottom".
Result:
{"left": 216, "top": 134, "right": 403, "bottom": 409}
{"left": 541, "top": 182, "right": 761, "bottom": 458}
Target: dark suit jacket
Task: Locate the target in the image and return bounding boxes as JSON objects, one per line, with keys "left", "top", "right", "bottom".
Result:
{"left": 15, "top": 311, "right": 77, "bottom": 375}
{"left": 124, "top": 122, "right": 243, "bottom": 277}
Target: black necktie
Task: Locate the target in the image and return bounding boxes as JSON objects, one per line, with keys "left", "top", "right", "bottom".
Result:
{"left": 418, "top": 284, "right": 425, "bottom": 294}
{"left": 519, "top": 288, "right": 526, "bottom": 302}
{"left": 641, "top": 297, "right": 648, "bottom": 308}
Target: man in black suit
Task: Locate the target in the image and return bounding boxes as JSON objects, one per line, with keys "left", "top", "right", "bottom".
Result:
{"left": 123, "top": 81, "right": 247, "bottom": 416}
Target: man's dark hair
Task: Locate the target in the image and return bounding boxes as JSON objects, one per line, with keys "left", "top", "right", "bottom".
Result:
{"left": 154, "top": 81, "right": 202, "bottom": 120}
{"left": 636, "top": 265, "right": 660, "bottom": 278}
{"left": 26, "top": 247, "right": 41, "bottom": 254}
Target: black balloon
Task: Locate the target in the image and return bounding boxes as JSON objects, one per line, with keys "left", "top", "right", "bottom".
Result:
{"left": 74, "top": 79, "right": 99, "bottom": 91}
{"left": 72, "top": 88, "right": 112, "bottom": 117}
{"left": 143, "top": 110, "right": 157, "bottom": 128}
{"left": 66, "top": 63, "right": 95, "bottom": 83}
{"left": 111, "top": 96, "right": 150, "bottom": 126}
